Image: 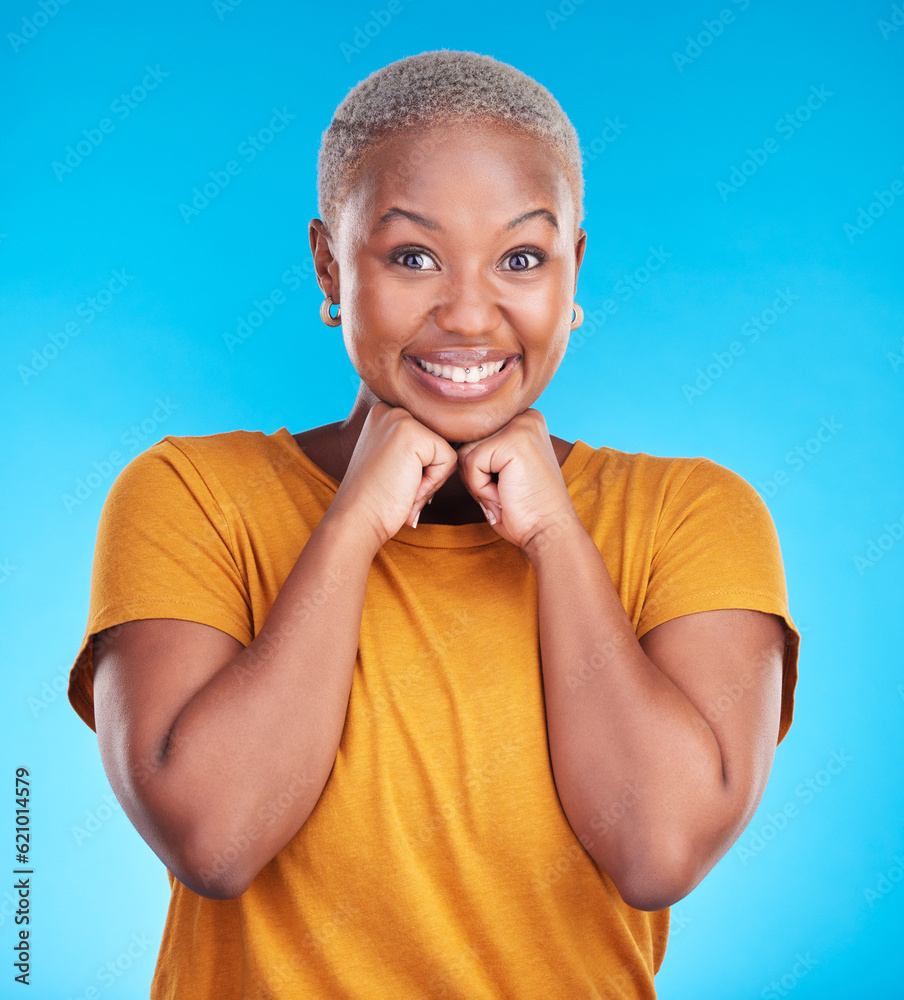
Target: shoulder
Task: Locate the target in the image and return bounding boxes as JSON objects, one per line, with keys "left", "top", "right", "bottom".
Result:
{"left": 148, "top": 428, "right": 282, "bottom": 463}
{"left": 116, "top": 428, "right": 292, "bottom": 483}
{"left": 572, "top": 444, "right": 775, "bottom": 544}
{"left": 102, "top": 429, "right": 301, "bottom": 523}
{"left": 576, "top": 442, "right": 749, "bottom": 504}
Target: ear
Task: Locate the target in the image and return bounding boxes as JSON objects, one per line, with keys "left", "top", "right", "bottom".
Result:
{"left": 309, "top": 218, "right": 340, "bottom": 301}
{"left": 573, "top": 228, "right": 588, "bottom": 290}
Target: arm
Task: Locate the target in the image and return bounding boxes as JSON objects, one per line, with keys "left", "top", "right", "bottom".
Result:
{"left": 93, "top": 509, "right": 375, "bottom": 901}
{"left": 90, "top": 404, "right": 459, "bottom": 902}
{"left": 524, "top": 515, "right": 786, "bottom": 912}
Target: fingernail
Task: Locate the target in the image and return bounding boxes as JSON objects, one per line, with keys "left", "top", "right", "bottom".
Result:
{"left": 411, "top": 508, "right": 420, "bottom": 529}
{"left": 477, "top": 501, "right": 496, "bottom": 525}
{"left": 426, "top": 495, "right": 433, "bottom": 505}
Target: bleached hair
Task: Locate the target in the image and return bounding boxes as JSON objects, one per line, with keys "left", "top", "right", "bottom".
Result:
{"left": 317, "top": 49, "right": 584, "bottom": 235}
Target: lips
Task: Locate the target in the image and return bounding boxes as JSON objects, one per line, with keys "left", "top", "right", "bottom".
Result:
{"left": 404, "top": 349, "right": 518, "bottom": 367}
{"left": 404, "top": 353, "right": 519, "bottom": 399}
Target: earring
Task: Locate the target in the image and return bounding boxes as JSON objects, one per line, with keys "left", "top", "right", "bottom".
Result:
{"left": 320, "top": 297, "right": 341, "bottom": 327}
{"left": 570, "top": 303, "right": 583, "bottom": 331}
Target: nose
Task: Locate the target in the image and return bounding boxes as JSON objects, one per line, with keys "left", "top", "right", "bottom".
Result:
{"left": 431, "top": 268, "right": 503, "bottom": 339}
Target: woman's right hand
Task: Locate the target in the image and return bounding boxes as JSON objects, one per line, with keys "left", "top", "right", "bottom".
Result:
{"left": 326, "top": 401, "right": 459, "bottom": 551}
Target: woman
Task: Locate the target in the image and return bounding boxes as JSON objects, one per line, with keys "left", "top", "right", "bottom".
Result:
{"left": 68, "top": 50, "right": 799, "bottom": 998}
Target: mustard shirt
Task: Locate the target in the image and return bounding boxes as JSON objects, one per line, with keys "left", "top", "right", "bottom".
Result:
{"left": 68, "top": 428, "right": 799, "bottom": 999}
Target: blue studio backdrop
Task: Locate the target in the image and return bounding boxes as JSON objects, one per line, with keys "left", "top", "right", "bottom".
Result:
{"left": 2, "top": 1, "right": 903, "bottom": 997}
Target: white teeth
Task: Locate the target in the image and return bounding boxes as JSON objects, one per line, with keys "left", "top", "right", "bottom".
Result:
{"left": 416, "top": 359, "right": 506, "bottom": 383}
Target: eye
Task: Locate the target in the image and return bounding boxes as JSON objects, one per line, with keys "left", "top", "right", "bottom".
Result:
{"left": 500, "top": 247, "right": 548, "bottom": 272}
{"left": 390, "top": 246, "right": 439, "bottom": 271}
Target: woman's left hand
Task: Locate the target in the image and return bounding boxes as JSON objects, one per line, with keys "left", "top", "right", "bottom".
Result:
{"left": 454, "top": 408, "right": 577, "bottom": 551}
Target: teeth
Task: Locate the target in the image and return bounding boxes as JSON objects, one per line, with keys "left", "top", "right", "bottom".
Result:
{"left": 416, "top": 358, "right": 506, "bottom": 383}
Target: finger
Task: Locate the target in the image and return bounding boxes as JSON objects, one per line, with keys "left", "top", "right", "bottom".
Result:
{"left": 458, "top": 450, "right": 502, "bottom": 512}
{"left": 414, "top": 461, "right": 455, "bottom": 507}
{"left": 456, "top": 443, "right": 494, "bottom": 494}
{"left": 476, "top": 500, "right": 501, "bottom": 526}
{"left": 407, "top": 489, "right": 437, "bottom": 528}
{"left": 413, "top": 440, "right": 458, "bottom": 506}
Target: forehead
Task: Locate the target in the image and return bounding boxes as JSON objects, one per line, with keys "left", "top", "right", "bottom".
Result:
{"left": 344, "top": 120, "right": 573, "bottom": 231}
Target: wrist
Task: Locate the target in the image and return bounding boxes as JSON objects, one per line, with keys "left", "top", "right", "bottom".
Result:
{"left": 523, "top": 508, "right": 586, "bottom": 565}
{"left": 318, "top": 506, "right": 384, "bottom": 562}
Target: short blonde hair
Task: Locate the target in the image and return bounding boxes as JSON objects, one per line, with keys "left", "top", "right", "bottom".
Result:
{"left": 317, "top": 49, "right": 584, "bottom": 235}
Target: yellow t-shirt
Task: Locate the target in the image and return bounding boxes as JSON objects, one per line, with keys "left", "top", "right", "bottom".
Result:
{"left": 68, "top": 427, "right": 799, "bottom": 999}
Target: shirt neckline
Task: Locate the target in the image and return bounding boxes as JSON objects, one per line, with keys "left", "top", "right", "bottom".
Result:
{"left": 272, "top": 426, "right": 595, "bottom": 549}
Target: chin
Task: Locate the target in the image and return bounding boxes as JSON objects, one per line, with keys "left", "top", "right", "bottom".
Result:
{"left": 423, "top": 409, "right": 512, "bottom": 445}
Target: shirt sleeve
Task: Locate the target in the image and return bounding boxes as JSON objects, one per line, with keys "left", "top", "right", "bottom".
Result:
{"left": 67, "top": 437, "right": 254, "bottom": 732}
{"left": 636, "top": 458, "right": 799, "bottom": 745}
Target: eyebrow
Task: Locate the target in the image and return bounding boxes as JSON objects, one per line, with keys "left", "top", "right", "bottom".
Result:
{"left": 371, "top": 207, "right": 559, "bottom": 235}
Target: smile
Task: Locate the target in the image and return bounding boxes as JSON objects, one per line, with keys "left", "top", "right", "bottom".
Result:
{"left": 414, "top": 358, "right": 507, "bottom": 383}
{"left": 403, "top": 354, "right": 519, "bottom": 400}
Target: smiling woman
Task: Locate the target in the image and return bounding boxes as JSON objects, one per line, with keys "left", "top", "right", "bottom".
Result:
{"left": 67, "top": 49, "right": 799, "bottom": 999}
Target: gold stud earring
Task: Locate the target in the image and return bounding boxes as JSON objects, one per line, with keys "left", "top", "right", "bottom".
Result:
{"left": 320, "top": 297, "right": 341, "bottom": 327}
{"left": 570, "top": 303, "right": 583, "bottom": 331}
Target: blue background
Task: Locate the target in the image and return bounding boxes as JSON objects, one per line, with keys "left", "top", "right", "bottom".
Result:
{"left": 2, "top": 0, "right": 903, "bottom": 996}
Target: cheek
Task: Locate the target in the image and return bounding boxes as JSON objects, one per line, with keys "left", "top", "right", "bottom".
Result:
{"left": 347, "top": 336, "right": 401, "bottom": 387}
{"left": 514, "top": 298, "right": 570, "bottom": 364}
{"left": 540, "top": 332, "right": 570, "bottom": 374}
